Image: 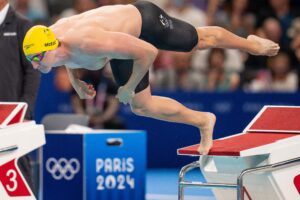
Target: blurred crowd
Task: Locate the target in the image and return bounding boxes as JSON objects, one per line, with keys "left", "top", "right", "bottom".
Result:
{"left": 11, "top": 0, "right": 300, "bottom": 94}
{"left": 151, "top": 0, "right": 300, "bottom": 93}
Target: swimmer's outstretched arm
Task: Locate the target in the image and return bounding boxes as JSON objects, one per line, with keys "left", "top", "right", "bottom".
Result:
{"left": 65, "top": 67, "right": 96, "bottom": 99}
{"left": 196, "top": 27, "right": 280, "bottom": 56}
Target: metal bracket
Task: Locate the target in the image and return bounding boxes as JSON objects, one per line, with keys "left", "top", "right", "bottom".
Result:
{"left": 178, "top": 157, "right": 300, "bottom": 200}
{"left": 0, "top": 145, "right": 18, "bottom": 155}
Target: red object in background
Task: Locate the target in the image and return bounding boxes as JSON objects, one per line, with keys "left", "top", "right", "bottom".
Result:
{"left": 0, "top": 160, "right": 31, "bottom": 197}
{"left": 0, "top": 105, "right": 18, "bottom": 124}
{"left": 249, "top": 107, "right": 300, "bottom": 132}
{"left": 294, "top": 174, "right": 300, "bottom": 195}
{"left": 0, "top": 104, "right": 26, "bottom": 126}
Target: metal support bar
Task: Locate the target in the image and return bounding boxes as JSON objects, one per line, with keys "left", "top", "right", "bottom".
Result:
{"left": 179, "top": 161, "right": 200, "bottom": 200}
{"left": 0, "top": 145, "right": 18, "bottom": 154}
{"left": 178, "top": 156, "right": 300, "bottom": 200}
{"left": 237, "top": 157, "right": 300, "bottom": 200}
{"left": 178, "top": 161, "right": 237, "bottom": 200}
{"left": 180, "top": 181, "right": 236, "bottom": 189}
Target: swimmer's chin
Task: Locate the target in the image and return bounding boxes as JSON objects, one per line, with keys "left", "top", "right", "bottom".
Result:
{"left": 38, "top": 66, "right": 52, "bottom": 73}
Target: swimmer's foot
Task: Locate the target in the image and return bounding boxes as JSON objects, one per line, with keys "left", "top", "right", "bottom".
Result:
{"left": 247, "top": 35, "right": 280, "bottom": 57}
{"left": 197, "top": 112, "right": 216, "bottom": 155}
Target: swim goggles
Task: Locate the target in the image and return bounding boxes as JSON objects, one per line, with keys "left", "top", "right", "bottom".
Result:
{"left": 26, "top": 51, "right": 46, "bottom": 62}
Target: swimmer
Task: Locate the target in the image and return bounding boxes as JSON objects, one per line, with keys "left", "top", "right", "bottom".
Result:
{"left": 23, "top": 1, "right": 280, "bottom": 154}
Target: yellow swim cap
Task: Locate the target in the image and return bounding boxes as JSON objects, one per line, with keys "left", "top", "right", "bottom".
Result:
{"left": 23, "top": 25, "right": 59, "bottom": 56}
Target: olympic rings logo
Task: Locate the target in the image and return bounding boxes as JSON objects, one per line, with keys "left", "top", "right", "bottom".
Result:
{"left": 46, "top": 158, "right": 80, "bottom": 181}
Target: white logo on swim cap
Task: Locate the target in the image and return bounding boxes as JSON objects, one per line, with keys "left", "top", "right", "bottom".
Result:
{"left": 46, "top": 158, "right": 80, "bottom": 181}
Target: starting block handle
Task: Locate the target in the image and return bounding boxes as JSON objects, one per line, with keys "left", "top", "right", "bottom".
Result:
{"left": 178, "top": 156, "right": 300, "bottom": 200}
{"left": 0, "top": 145, "right": 18, "bottom": 154}
{"left": 178, "top": 161, "right": 237, "bottom": 200}
{"left": 237, "top": 156, "right": 300, "bottom": 200}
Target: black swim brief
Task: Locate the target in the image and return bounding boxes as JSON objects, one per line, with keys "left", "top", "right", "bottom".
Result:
{"left": 110, "top": 0, "right": 199, "bottom": 93}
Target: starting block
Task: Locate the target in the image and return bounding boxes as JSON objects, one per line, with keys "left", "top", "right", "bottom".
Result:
{"left": 177, "top": 106, "right": 300, "bottom": 200}
{"left": 0, "top": 102, "right": 45, "bottom": 200}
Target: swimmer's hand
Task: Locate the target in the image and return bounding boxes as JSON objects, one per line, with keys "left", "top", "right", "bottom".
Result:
{"left": 76, "top": 79, "right": 96, "bottom": 99}
{"left": 116, "top": 86, "right": 134, "bottom": 105}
